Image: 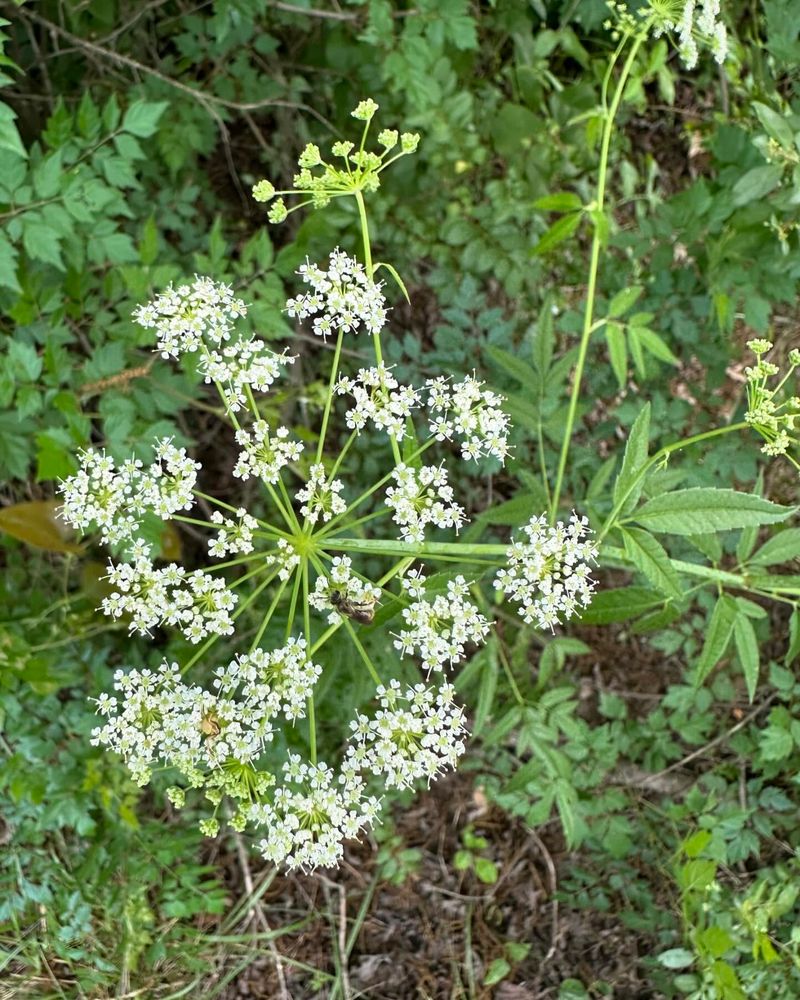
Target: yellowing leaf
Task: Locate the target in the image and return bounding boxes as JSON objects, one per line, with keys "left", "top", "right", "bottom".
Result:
{"left": 0, "top": 500, "right": 83, "bottom": 553}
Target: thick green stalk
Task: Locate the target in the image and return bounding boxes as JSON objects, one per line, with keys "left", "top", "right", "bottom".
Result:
{"left": 549, "top": 32, "right": 644, "bottom": 521}
{"left": 322, "top": 537, "right": 508, "bottom": 560}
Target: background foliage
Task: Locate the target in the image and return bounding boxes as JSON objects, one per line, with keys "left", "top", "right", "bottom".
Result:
{"left": 3, "top": 0, "right": 800, "bottom": 997}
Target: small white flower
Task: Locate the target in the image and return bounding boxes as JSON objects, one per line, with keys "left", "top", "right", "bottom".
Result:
{"left": 286, "top": 249, "right": 387, "bottom": 337}
{"left": 133, "top": 275, "right": 247, "bottom": 359}
{"left": 386, "top": 463, "right": 465, "bottom": 543}
{"left": 252, "top": 755, "right": 380, "bottom": 871}
{"left": 425, "top": 375, "right": 510, "bottom": 464}
{"left": 394, "top": 571, "right": 490, "bottom": 673}
{"left": 495, "top": 512, "right": 598, "bottom": 630}
{"left": 345, "top": 679, "right": 467, "bottom": 790}
{"left": 58, "top": 439, "right": 199, "bottom": 545}
{"left": 233, "top": 423, "right": 303, "bottom": 482}
{"left": 295, "top": 464, "right": 346, "bottom": 524}
{"left": 208, "top": 508, "right": 258, "bottom": 558}
{"left": 336, "top": 364, "right": 420, "bottom": 441}
{"left": 100, "top": 549, "right": 237, "bottom": 643}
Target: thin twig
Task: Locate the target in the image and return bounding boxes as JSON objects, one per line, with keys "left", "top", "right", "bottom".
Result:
{"left": 14, "top": 7, "right": 336, "bottom": 131}
{"left": 233, "top": 833, "right": 291, "bottom": 1000}
{"left": 528, "top": 828, "right": 559, "bottom": 962}
{"left": 640, "top": 692, "right": 778, "bottom": 786}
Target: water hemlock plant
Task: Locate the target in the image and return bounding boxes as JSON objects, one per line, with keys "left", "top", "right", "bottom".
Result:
{"left": 58, "top": 102, "right": 599, "bottom": 872}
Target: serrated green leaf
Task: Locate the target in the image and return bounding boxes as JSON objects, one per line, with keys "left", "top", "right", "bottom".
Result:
{"left": 612, "top": 403, "right": 650, "bottom": 517}
{"left": 122, "top": 100, "right": 169, "bottom": 138}
{"left": 695, "top": 595, "right": 737, "bottom": 685}
{"left": 633, "top": 326, "right": 680, "bottom": 365}
{"left": 631, "top": 489, "right": 793, "bottom": 535}
{"left": 0, "top": 232, "right": 20, "bottom": 292}
{"left": 749, "top": 527, "right": 800, "bottom": 567}
{"left": 752, "top": 101, "right": 794, "bottom": 148}
{"left": 733, "top": 613, "right": 760, "bottom": 702}
{"left": 531, "top": 295, "right": 555, "bottom": 375}
{"left": 621, "top": 527, "right": 682, "bottom": 599}
{"left": 731, "top": 164, "right": 782, "bottom": 207}
{"left": 533, "top": 191, "right": 583, "bottom": 212}
{"left": 531, "top": 212, "right": 581, "bottom": 255}
{"left": 608, "top": 285, "right": 643, "bottom": 319}
{"left": 605, "top": 321, "right": 628, "bottom": 388}
{"left": 0, "top": 103, "right": 27, "bottom": 158}
{"left": 579, "top": 586, "right": 663, "bottom": 625}
{"left": 485, "top": 345, "right": 536, "bottom": 386}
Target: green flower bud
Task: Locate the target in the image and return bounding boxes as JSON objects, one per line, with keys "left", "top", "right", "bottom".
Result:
{"left": 252, "top": 179, "right": 275, "bottom": 202}
{"left": 352, "top": 98, "right": 379, "bottom": 121}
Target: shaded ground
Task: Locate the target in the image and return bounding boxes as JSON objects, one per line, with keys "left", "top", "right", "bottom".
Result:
{"left": 211, "top": 768, "right": 662, "bottom": 1000}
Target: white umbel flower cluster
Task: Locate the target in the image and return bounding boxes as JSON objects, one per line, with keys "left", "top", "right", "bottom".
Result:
{"left": 133, "top": 276, "right": 247, "bottom": 358}
{"left": 495, "top": 512, "right": 598, "bottom": 630}
{"left": 251, "top": 755, "right": 380, "bottom": 872}
{"left": 336, "top": 364, "right": 420, "bottom": 440}
{"left": 346, "top": 680, "right": 467, "bottom": 789}
{"left": 91, "top": 662, "right": 257, "bottom": 784}
{"left": 286, "top": 249, "right": 388, "bottom": 338}
{"left": 208, "top": 508, "right": 259, "bottom": 558}
{"left": 426, "top": 375, "right": 511, "bottom": 463}
{"left": 202, "top": 339, "right": 295, "bottom": 413}
{"left": 651, "top": 0, "right": 727, "bottom": 69}
{"left": 296, "top": 464, "right": 347, "bottom": 524}
{"left": 101, "top": 547, "right": 237, "bottom": 643}
{"left": 232, "top": 422, "right": 303, "bottom": 482}
{"left": 394, "top": 572, "right": 491, "bottom": 673}
{"left": 133, "top": 276, "right": 292, "bottom": 411}
{"left": 213, "top": 638, "right": 321, "bottom": 722}
{"left": 386, "top": 464, "right": 466, "bottom": 542}
{"left": 309, "top": 555, "right": 382, "bottom": 624}
{"left": 59, "top": 439, "right": 199, "bottom": 546}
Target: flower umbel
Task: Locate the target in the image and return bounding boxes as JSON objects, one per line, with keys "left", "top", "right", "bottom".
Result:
{"left": 495, "top": 513, "right": 598, "bottom": 631}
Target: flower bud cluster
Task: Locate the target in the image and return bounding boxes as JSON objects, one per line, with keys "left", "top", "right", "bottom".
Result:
{"left": 346, "top": 680, "right": 466, "bottom": 790}
{"left": 386, "top": 464, "right": 466, "bottom": 543}
{"left": 336, "top": 364, "right": 420, "bottom": 440}
{"left": 251, "top": 100, "right": 421, "bottom": 224}
{"left": 426, "top": 375, "right": 510, "bottom": 463}
{"left": 286, "top": 250, "right": 387, "bottom": 338}
{"left": 744, "top": 339, "right": 800, "bottom": 462}
{"left": 495, "top": 513, "right": 598, "bottom": 630}
{"left": 59, "top": 439, "right": 199, "bottom": 545}
{"left": 394, "top": 572, "right": 491, "bottom": 673}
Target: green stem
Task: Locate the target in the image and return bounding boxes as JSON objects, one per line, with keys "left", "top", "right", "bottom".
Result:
{"left": 314, "top": 328, "right": 345, "bottom": 468}
{"left": 354, "top": 188, "right": 403, "bottom": 469}
{"left": 302, "top": 558, "right": 316, "bottom": 764}
{"left": 316, "top": 437, "right": 437, "bottom": 538}
{"left": 598, "top": 421, "right": 749, "bottom": 542}
{"left": 285, "top": 566, "right": 303, "bottom": 640}
{"left": 249, "top": 573, "right": 291, "bottom": 653}
{"left": 342, "top": 618, "right": 383, "bottom": 686}
{"left": 322, "top": 537, "right": 509, "bottom": 560}
{"left": 549, "top": 31, "right": 644, "bottom": 521}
